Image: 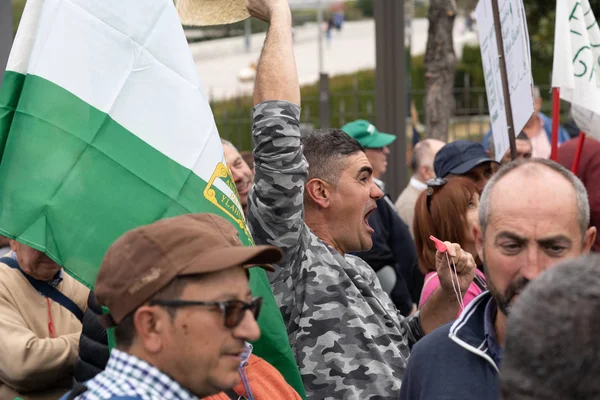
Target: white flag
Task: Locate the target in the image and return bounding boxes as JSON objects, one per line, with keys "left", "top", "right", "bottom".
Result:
{"left": 552, "top": 0, "right": 600, "bottom": 139}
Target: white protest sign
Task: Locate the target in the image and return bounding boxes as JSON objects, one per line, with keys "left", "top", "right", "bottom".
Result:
{"left": 552, "top": 0, "right": 600, "bottom": 140}
{"left": 476, "top": 0, "right": 534, "bottom": 161}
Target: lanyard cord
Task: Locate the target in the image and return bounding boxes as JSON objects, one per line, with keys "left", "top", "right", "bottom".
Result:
{"left": 445, "top": 253, "right": 465, "bottom": 311}
{"left": 46, "top": 297, "right": 56, "bottom": 338}
{"left": 238, "top": 366, "right": 254, "bottom": 400}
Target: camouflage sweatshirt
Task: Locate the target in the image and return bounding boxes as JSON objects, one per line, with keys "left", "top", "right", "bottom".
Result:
{"left": 248, "top": 101, "right": 423, "bottom": 399}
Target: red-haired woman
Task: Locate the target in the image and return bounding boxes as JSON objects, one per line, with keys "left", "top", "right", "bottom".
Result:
{"left": 413, "top": 176, "right": 487, "bottom": 316}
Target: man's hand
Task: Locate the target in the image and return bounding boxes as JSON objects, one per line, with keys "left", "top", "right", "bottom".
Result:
{"left": 245, "top": 0, "right": 291, "bottom": 22}
{"left": 435, "top": 242, "right": 477, "bottom": 296}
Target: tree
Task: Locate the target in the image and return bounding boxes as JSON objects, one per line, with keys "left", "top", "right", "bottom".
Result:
{"left": 424, "top": 0, "right": 457, "bottom": 141}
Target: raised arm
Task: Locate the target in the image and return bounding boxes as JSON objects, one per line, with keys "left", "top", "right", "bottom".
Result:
{"left": 246, "top": 0, "right": 305, "bottom": 277}
{"left": 248, "top": 0, "right": 300, "bottom": 106}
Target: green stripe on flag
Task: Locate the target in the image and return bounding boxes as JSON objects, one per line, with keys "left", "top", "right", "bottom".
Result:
{"left": 0, "top": 71, "right": 305, "bottom": 397}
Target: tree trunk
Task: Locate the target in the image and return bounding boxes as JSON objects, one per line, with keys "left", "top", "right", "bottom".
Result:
{"left": 424, "top": 0, "right": 457, "bottom": 141}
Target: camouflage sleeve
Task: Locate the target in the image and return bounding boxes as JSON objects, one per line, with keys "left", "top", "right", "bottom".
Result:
{"left": 247, "top": 100, "right": 307, "bottom": 279}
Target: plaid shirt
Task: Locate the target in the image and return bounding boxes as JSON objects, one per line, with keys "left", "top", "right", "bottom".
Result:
{"left": 76, "top": 349, "right": 198, "bottom": 400}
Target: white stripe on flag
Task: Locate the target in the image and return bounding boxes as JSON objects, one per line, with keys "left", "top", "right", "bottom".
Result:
{"left": 7, "top": 0, "right": 227, "bottom": 186}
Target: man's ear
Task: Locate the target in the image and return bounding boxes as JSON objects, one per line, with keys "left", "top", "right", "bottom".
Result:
{"left": 473, "top": 222, "right": 484, "bottom": 262}
{"left": 583, "top": 226, "right": 597, "bottom": 254}
{"left": 305, "top": 178, "right": 332, "bottom": 209}
{"left": 420, "top": 165, "right": 434, "bottom": 181}
{"left": 133, "top": 306, "right": 168, "bottom": 354}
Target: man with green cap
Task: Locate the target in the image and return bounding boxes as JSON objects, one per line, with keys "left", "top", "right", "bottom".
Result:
{"left": 341, "top": 120, "right": 422, "bottom": 316}
{"left": 341, "top": 120, "right": 397, "bottom": 189}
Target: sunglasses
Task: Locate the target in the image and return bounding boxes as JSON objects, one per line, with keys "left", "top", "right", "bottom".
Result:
{"left": 150, "top": 296, "right": 263, "bottom": 329}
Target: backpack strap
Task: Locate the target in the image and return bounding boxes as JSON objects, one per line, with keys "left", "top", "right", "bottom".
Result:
{"left": 0, "top": 257, "right": 84, "bottom": 322}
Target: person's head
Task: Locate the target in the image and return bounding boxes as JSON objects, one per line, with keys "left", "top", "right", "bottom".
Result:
{"left": 410, "top": 138, "right": 446, "bottom": 182}
{"left": 500, "top": 254, "right": 600, "bottom": 400}
{"left": 413, "top": 176, "right": 481, "bottom": 273}
{"left": 95, "top": 213, "right": 282, "bottom": 398}
{"left": 341, "top": 120, "right": 396, "bottom": 179}
{"left": 9, "top": 240, "right": 61, "bottom": 280}
{"left": 475, "top": 158, "right": 596, "bottom": 318}
{"left": 434, "top": 140, "right": 498, "bottom": 192}
{"left": 221, "top": 140, "right": 253, "bottom": 213}
{"left": 513, "top": 132, "right": 533, "bottom": 161}
{"left": 301, "top": 128, "right": 383, "bottom": 254}
{"left": 487, "top": 132, "right": 533, "bottom": 164}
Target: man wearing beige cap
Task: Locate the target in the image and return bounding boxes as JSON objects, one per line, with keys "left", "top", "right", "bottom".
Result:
{"left": 68, "top": 213, "right": 283, "bottom": 400}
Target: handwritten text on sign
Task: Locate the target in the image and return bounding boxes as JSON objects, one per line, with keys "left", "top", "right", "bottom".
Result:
{"left": 476, "top": 0, "right": 534, "bottom": 161}
{"left": 552, "top": 0, "right": 600, "bottom": 139}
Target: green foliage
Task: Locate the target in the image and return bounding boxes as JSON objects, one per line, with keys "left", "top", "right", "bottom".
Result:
{"left": 212, "top": 42, "right": 560, "bottom": 150}
{"left": 356, "top": 0, "right": 374, "bottom": 18}
{"left": 12, "top": 0, "right": 27, "bottom": 35}
{"left": 414, "top": 2, "right": 430, "bottom": 19}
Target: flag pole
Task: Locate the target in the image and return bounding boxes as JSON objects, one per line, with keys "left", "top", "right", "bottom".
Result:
{"left": 571, "top": 131, "right": 585, "bottom": 175}
{"left": 550, "top": 88, "right": 561, "bottom": 161}
{"left": 491, "top": 0, "right": 517, "bottom": 160}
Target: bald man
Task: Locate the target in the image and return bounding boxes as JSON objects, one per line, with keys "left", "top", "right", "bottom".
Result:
{"left": 399, "top": 158, "right": 596, "bottom": 400}
{"left": 395, "top": 139, "right": 445, "bottom": 237}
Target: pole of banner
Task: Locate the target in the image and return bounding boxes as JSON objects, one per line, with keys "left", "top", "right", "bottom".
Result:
{"left": 571, "top": 131, "right": 585, "bottom": 175}
{"left": 491, "top": 0, "right": 517, "bottom": 160}
{"left": 550, "top": 88, "right": 561, "bottom": 161}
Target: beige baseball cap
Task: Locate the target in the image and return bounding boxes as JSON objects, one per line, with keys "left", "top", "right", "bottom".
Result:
{"left": 176, "top": 0, "right": 250, "bottom": 26}
{"left": 95, "top": 213, "right": 280, "bottom": 326}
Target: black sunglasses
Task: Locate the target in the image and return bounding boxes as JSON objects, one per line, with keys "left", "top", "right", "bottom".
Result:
{"left": 150, "top": 296, "right": 263, "bottom": 329}
{"left": 426, "top": 177, "right": 447, "bottom": 212}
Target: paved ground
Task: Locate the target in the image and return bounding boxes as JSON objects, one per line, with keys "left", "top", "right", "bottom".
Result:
{"left": 191, "top": 17, "right": 479, "bottom": 101}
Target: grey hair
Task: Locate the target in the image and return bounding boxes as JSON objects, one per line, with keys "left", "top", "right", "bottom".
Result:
{"left": 479, "top": 158, "right": 590, "bottom": 238}
{"left": 220, "top": 138, "right": 237, "bottom": 152}
{"left": 411, "top": 138, "right": 444, "bottom": 172}
{"left": 301, "top": 128, "right": 363, "bottom": 186}
{"left": 500, "top": 254, "right": 600, "bottom": 400}
{"left": 411, "top": 139, "right": 431, "bottom": 171}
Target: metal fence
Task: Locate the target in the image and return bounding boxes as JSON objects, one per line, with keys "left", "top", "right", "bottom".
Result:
{"left": 215, "top": 83, "right": 566, "bottom": 151}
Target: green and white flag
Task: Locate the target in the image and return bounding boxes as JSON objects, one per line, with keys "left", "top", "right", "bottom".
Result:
{"left": 552, "top": 0, "right": 600, "bottom": 139}
{"left": 0, "top": 0, "right": 304, "bottom": 396}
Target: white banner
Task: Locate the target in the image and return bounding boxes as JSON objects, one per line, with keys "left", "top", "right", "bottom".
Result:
{"left": 476, "top": 0, "right": 534, "bottom": 161}
{"left": 552, "top": 0, "right": 600, "bottom": 140}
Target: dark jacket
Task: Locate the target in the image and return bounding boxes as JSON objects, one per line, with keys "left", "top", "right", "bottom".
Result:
{"left": 399, "top": 292, "right": 500, "bottom": 400}
{"left": 353, "top": 194, "right": 423, "bottom": 316}
{"left": 557, "top": 137, "right": 600, "bottom": 252}
{"left": 73, "top": 292, "right": 109, "bottom": 383}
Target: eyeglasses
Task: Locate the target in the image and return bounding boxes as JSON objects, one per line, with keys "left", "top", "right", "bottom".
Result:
{"left": 149, "top": 296, "right": 263, "bottom": 329}
{"left": 426, "top": 177, "right": 447, "bottom": 211}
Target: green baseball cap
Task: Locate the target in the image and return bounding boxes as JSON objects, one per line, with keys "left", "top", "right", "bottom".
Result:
{"left": 341, "top": 119, "right": 397, "bottom": 149}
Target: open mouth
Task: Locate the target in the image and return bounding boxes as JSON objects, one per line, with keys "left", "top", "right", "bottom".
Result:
{"left": 237, "top": 181, "right": 251, "bottom": 195}
{"left": 363, "top": 207, "right": 376, "bottom": 233}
